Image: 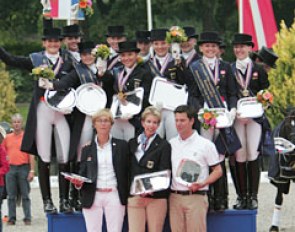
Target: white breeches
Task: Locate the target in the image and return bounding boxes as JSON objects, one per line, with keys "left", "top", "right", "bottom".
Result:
{"left": 36, "top": 102, "right": 70, "bottom": 163}
{"left": 201, "top": 127, "right": 224, "bottom": 161}
{"left": 77, "top": 116, "right": 93, "bottom": 162}
{"left": 157, "top": 109, "right": 178, "bottom": 141}
{"left": 234, "top": 118, "right": 262, "bottom": 162}
{"left": 82, "top": 191, "right": 125, "bottom": 232}
{"left": 111, "top": 119, "right": 135, "bottom": 141}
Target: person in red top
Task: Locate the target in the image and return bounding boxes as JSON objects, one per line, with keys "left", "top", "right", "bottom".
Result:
{"left": 3, "top": 114, "right": 34, "bottom": 225}
{"left": 0, "top": 125, "right": 10, "bottom": 232}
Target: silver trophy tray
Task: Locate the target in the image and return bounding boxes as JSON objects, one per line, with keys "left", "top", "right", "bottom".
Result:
{"left": 149, "top": 77, "right": 188, "bottom": 111}
{"left": 237, "top": 97, "right": 264, "bottom": 118}
{"left": 76, "top": 83, "right": 107, "bottom": 116}
{"left": 198, "top": 108, "right": 233, "bottom": 128}
{"left": 44, "top": 88, "right": 76, "bottom": 114}
{"left": 175, "top": 159, "right": 201, "bottom": 187}
{"left": 61, "top": 172, "right": 92, "bottom": 183}
{"left": 130, "top": 170, "right": 171, "bottom": 195}
{"left": 110, "top": 87, "right": 144, "bottom": 119}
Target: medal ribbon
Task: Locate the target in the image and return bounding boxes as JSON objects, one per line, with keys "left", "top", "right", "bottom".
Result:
{"left": 186, "top": 50, "right": 197, "bottom": 67}
{"left": 203, "top": 57, "right": 220, "bottom": 86}
{"left": 118, "top": 65, "right": 136, "bottom": 92}
{"left": 235, "top": 62, "right": 253, "bottom": 91}
{"left": 52, "top": 57, "right": 63, "bottom": 75}
{"left": 153, "top": 54, "right": 171, "bottom": 75}
{"left": 107, "top": 56, "right": 120, "bottom": 70}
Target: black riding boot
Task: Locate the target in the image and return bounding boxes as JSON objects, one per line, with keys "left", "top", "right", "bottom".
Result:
{"left": 213, "top": 161, "right": 228, "bottom": 211}
{"left": 69, "top": 162, "right": 82, "bottom": 211}
{"left": 58, "top": 163, "right": 73, "bottom": 213}
{"left": 38, "top": 159, "right": 57, "bottom": 213}
{"left": 247, "top": 159, "right": 260, "bottom": 210}
{"left": 234, "top": 162, "right": 248, "bottom": 210}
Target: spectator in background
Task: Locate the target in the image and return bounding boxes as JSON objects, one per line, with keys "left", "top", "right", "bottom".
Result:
{"left": 3, "top": 114, "right": 35, "bottom": 225}
{"left": 0, "top": 126, "right": 10, "bottom": 231}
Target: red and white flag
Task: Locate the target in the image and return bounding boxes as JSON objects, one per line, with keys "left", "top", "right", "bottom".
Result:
{"left": 237, "top": 0, "right": 278, "bottom": 50}
{"left": 43, "top": 0, "right": 84, "bottom": 20}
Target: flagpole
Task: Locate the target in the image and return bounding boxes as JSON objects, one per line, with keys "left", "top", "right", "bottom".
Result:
{"left": 239, "top": 0, "right": 243, "bottom": 33}
{"left": 147, "top": 0, "right": 153, "bottom": 31}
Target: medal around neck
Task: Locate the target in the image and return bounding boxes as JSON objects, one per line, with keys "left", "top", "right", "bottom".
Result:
{"left": 130, "top": 170, "right": 171, "bottom": 195}
{"left": 175, "top": 159, "right": 201, "bottom": 187}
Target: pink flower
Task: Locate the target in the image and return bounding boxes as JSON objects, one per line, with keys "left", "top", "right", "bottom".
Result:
{"left": 253, "top": 72, "right": 258, "bottom": 77}
{"left": 220, "top": 70, "right": 226, "bottom": 75}
{"left": 87, "top": 0, "right": 92, "bottom": 6}
{"left": 204, "top": 119, "right": 211, "bottom": 124}
{"left": 209, "top": 118, "right": 217, "bottom": 126}
{"left": 263, "top": 92, "right": 272, "bottom": 100}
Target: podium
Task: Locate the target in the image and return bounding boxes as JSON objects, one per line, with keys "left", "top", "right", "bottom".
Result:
{"left": 47, "top": 210, "right": 257, "bottom": 232}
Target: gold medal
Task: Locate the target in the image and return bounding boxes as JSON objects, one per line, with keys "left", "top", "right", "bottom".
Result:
{"left": 242, "top": 89, "right": 249, "bottom": 97}
{"left": 117, "top": 91, "right": 125, "bottom": 101}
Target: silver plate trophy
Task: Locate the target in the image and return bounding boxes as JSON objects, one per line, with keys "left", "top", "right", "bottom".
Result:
{"left": 237, "top": 97, "right": 264, "bottom": 118}
{"left": 110, "top": 87, "right": 144, "bottom": 119}
{"left": 61, "top": 172, "right": 92, "bottom": 183}
{"left": 198, "top": 108, "right": 233, "bottom": 128}
{"left": 175, "top": 159, "right": 201, "bottom": 187}
{"left": 130, "top": 170, "right": 171, "bottom": 195}
{"left": 76, "top": 83, "right": 107, "bottom": 116}
{"left": 273, "top": 137, "right": 295, "bottom": 179}
{"left": 149, "top": 77, "right": 188, "bottom": 111}
{"left": 44, "top": 88, "right": 76, "bottom": 114}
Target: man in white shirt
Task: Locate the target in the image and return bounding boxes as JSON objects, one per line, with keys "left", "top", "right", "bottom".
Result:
{"left": 169, "top": 105, "right": 222, "bottom": 232}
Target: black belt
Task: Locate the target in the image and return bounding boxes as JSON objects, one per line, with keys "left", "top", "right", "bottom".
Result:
{"left": 171, "top": 190, "right": 207, "bottom": 196}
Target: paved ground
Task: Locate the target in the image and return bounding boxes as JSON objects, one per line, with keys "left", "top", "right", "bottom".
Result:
{"left": 2, "top": 175, "right": 295, "bottom": 232}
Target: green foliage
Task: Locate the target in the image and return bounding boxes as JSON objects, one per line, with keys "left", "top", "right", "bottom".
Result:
{"left": 0, "top": 62, "right": 17, "bottom": 122}
{"left": 267, "top": 19, "right": 295, "bottom": 127}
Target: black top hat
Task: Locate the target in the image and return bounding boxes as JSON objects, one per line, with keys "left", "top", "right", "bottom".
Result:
{"left": 136, "top": 30, "right": 151, "bottom": 43}
{"left": 231, "top": 33, "right": 254, "bottom": 47}
{"left": 62, "top": 24, "right": 83, "bottom": 37}
{"left": 78, "top": 41, "right": 95, "bottom": 53}
{"left": 257, "top": 46, "right": 278, "bottom": 68}
{"left": 117, "top": 41, "right": 140, "bottom": 53}
{"left": 150, "top": 28, "right": 168, "bottom": 41}
{"left": 42, "top": 28, "right": 63, "bottom": 40}
{"left": 197, "top": 31, "right": 221, "bottom": 45}
{"left": 106, "top": 25, "right": 126, "bottom": 37}
{"left": 183, "top": 26, "right": 198, "bottom": 39}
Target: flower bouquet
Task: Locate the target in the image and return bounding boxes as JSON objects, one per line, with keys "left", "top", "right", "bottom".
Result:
{"left": 92, "top": 44, "right": 111, "bottom": 76}
{"left": 79, "top": 0, "right": 94, "bottom": 16}
{"left": 256, "top": 89, "right": 273, "bottom": 109}
{"left": 198, "top": 109, "right": 218, "bottom": 130}
{"left": 31, "top": 64, "right": 55, "bottom": 88}
{"left": 31, "top": 65, "right": 55, "bottom": 80}
{"left": 166, "top": 26, "right": 188, "bottom": 61}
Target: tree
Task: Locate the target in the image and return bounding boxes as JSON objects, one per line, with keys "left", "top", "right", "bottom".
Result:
{"left": 267, "top": 19, "right": 295, "bottom": 126}
{"left": 0, "top": 62, "right": 17, "bottom": 122}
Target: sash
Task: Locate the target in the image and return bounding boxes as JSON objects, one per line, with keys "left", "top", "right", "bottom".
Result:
{"left": 30, "top": 52, "right": 63, "bottom": 78}
{"left": 190, "top": 60, "right": 241, "bottom": 155}
{"left": 190, "top": 60, "right": 224, "bottom": 108}
{"left": 147, "top": 60, "right": 162, "bottom": 77}
{"left": 30, "top": 52, "right": 50, "bottom": 67}
{"left": 74, "top": 63, "right": 98, "bottom": 85}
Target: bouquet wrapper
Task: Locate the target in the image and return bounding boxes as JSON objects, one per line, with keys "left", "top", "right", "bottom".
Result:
{"left": 96, "top": 57, "right": 107, "bottom": 76}
{"left": 171, "top": 42, "right": 181, "bottom": 61}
